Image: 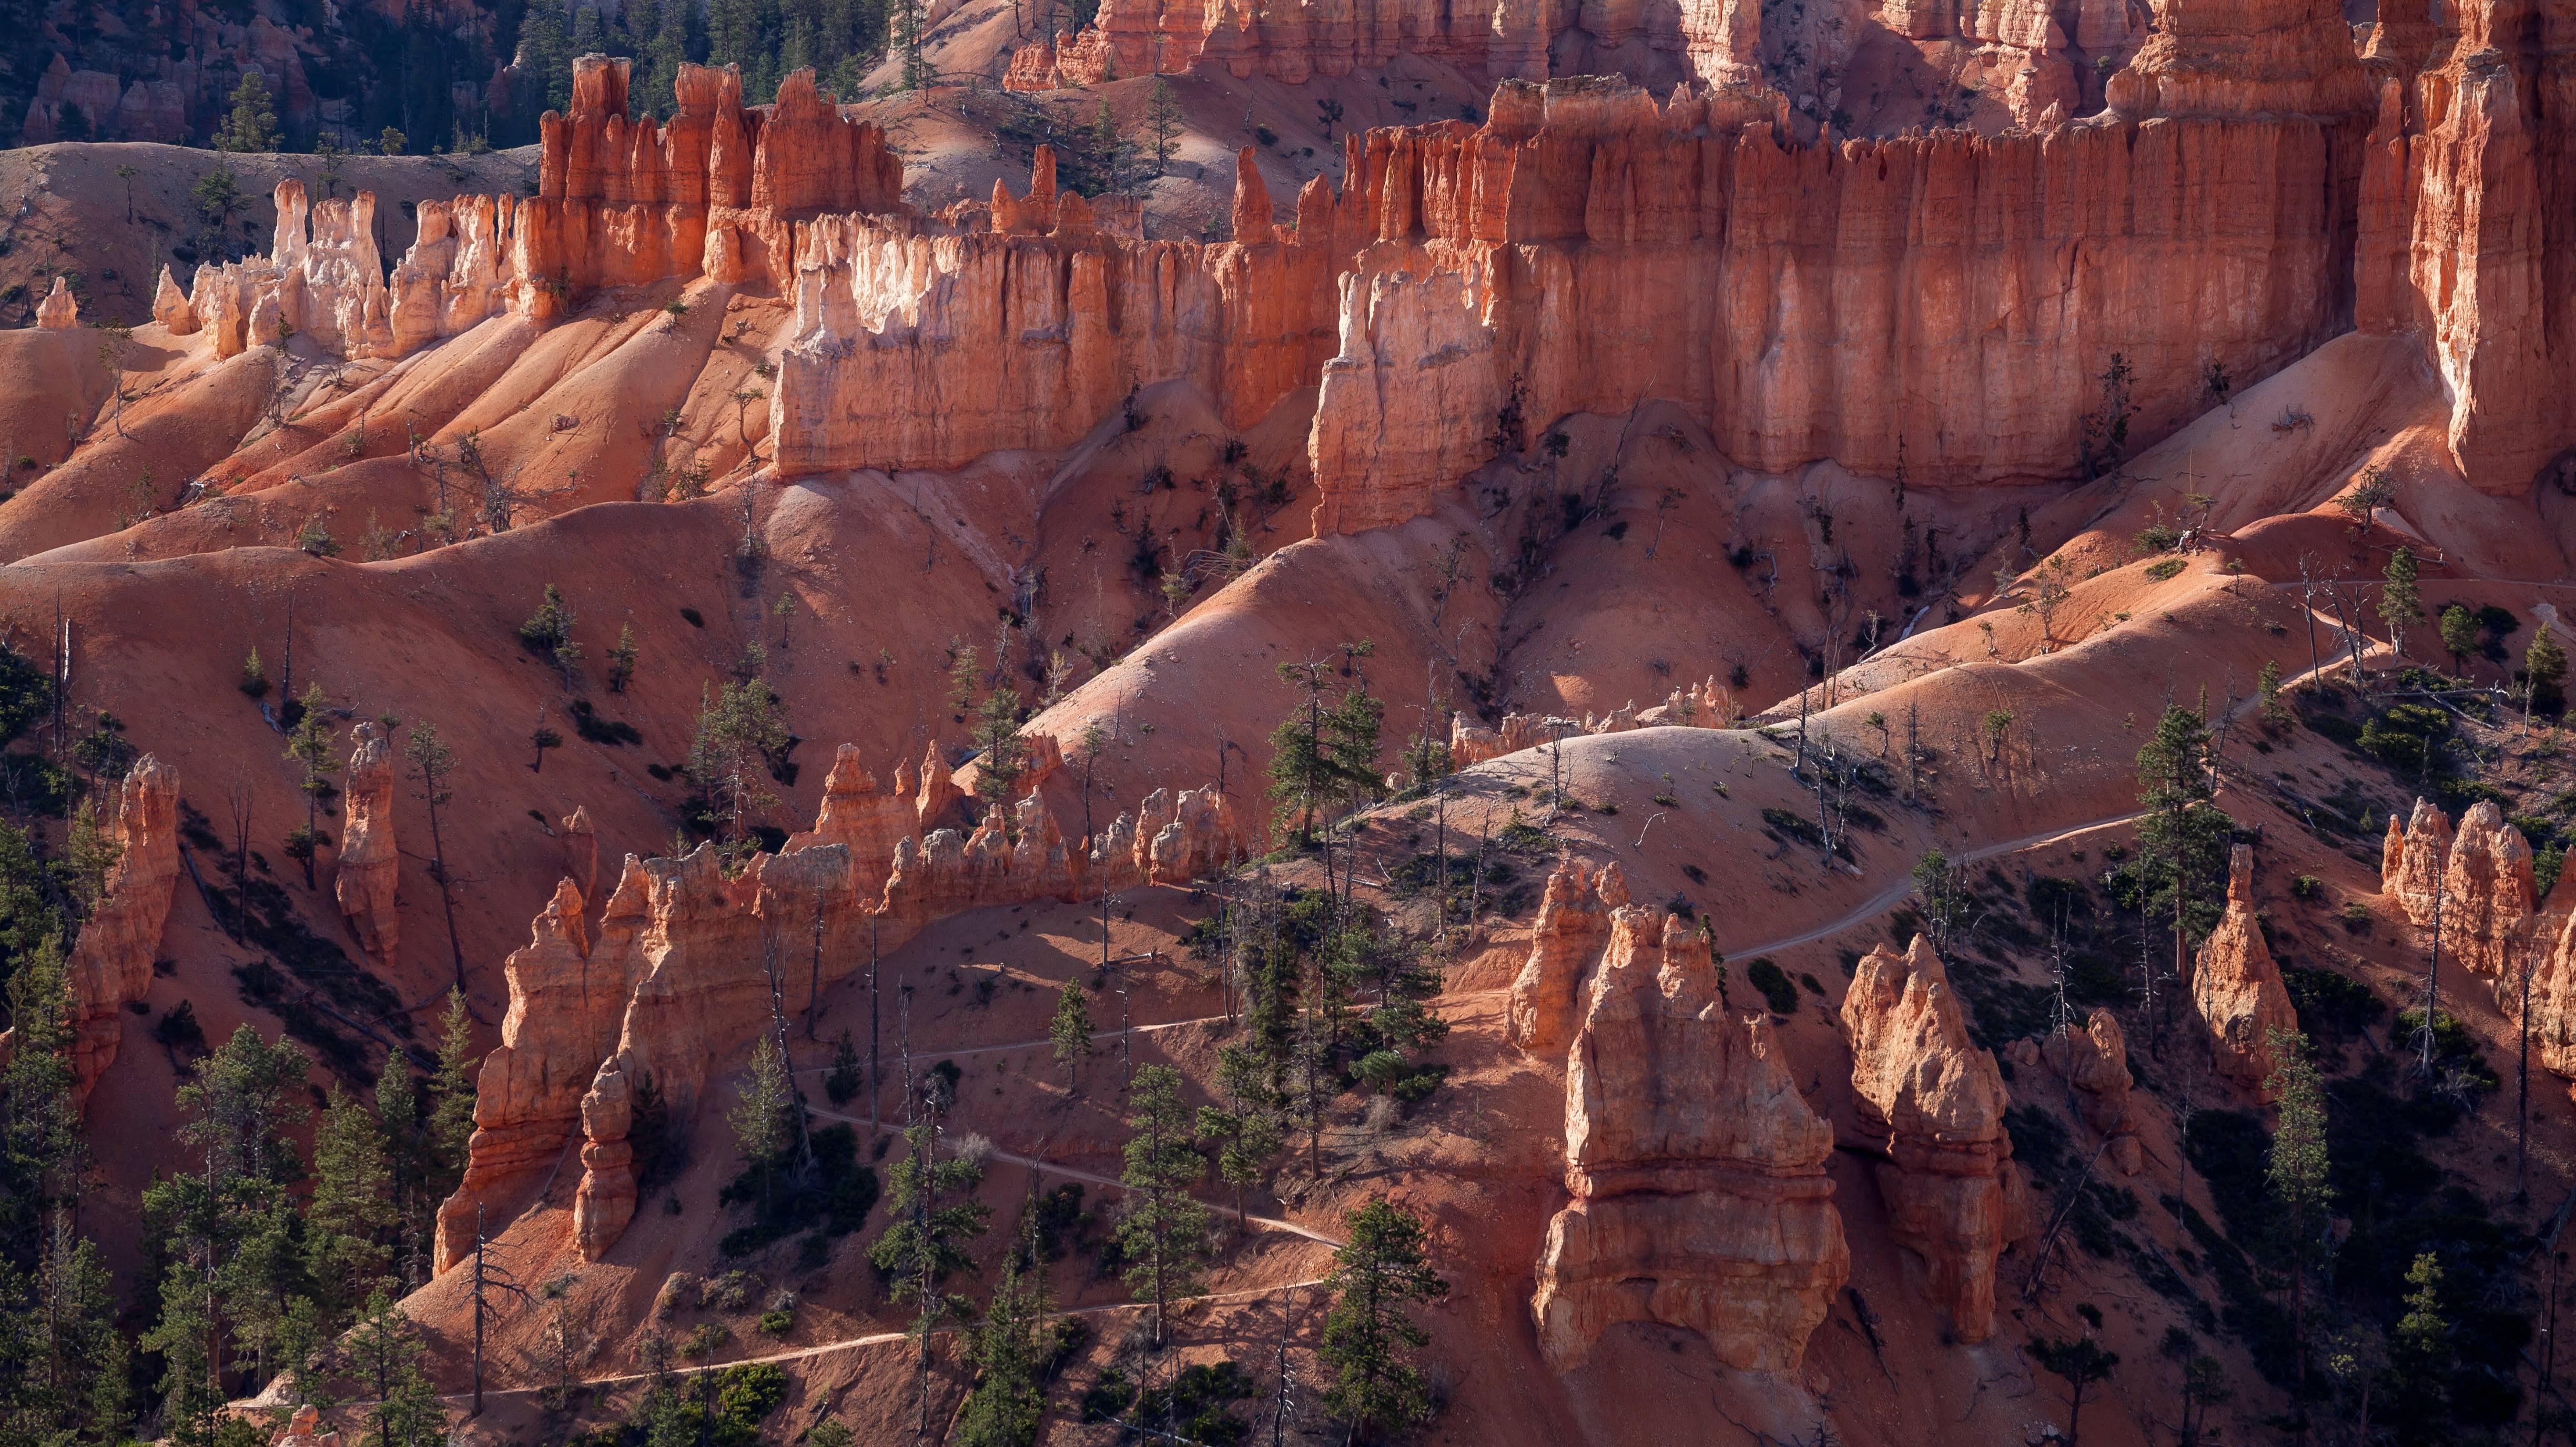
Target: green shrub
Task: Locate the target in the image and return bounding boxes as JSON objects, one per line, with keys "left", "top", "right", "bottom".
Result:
{"left": 1744, "top": 957, "right": 1799, "bottom": 1015}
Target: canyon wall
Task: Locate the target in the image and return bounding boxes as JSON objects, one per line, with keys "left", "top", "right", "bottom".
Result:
{"left": 436, "top": 739, "right": 1245, "bottom": 1272}
{"left": 1307, "top": 64, "right": 2372, "bottom": 532}
{"left": 1532, "top": 905, "right": 1848, "bottom": 1372}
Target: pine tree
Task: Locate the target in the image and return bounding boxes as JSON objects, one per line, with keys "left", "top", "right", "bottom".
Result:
{"left": 1143, "top": 77, "right": 1182, "bottom": 177}
{"left": 727, "top": 1035, "right": 796, "bottom": 1212}
{"left": 1, "top": 934, "right": 84, "bottom": 1231}
{"left": 1117, "top": 1064, "right": 1212, "bottom": 1347}
{"left": 2032, "top": 1335, "right": 2119, "bottom": 1446}
{"left": 1048, "top": 981, "right": 1093, "bottom": 1089}
{"left": 518, "top": 583, "right": 583, "bottom": 687}
{"left": 1196, "top": 1049, "right": 1282, "bottom": 1222}
{"left": 2266, "top": 1025, "right": 2332, "bottom": 1429}
{"left": 2438, "top": 603, "right": 2479, "bottom": 674}
{"left": 2134, "top": 704, "right": 2232, "bottom": 1037}
{"left": 0, "top": 1207, "right": 129, "bottom": 1445}
{"left": 607, "top": 622, "right": 640, "bottom": 694}
{"left": 2527, "top": 622, "right": 2567, "bottom": 718}
{"left": 688, "top": 678, "right": 792, "bottom": 857}
{"left": 307, "top": 1084, "right": 398, "bottom": 1321}
{"left": 973, "top": 687, "right": 1027, "bottom": 806}
{"left": 2380, "top": 545, "right": 2424, "bottom": 662}
{"left": 216, "top": 71, "right": 281, "bottom": 152}
{"left": 404, "top": 723, "right": 466, "bottom": 985}
{"left": 427, "top": 990, "right": 478, "bottom": 1189}
{"left": 346, "top": 1287, "right": 446, "bottom": 1447}
{"left": 283, "top": 682, "right": 340, "bottom": 888}
{"left": 869, "top": 1122, "right": 990, "bottom": 1432}
{"left": 373, "top": 1049, "right": 429, "bottom": 1286}
{"left": 953, "top": 1221, "right": 1051, "bottom": 1447}
{"left": 1317, "top": 1198, "right": 1449, "bottom": 1442}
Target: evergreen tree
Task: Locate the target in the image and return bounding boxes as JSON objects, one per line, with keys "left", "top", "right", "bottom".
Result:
{"left": 1196, "top": 1045, "right": 1282, "bottom": 1221}
{"left": 1143, "top": 76, "right": 1182, "bottom": 177}
{"left": 307, "top": 1084, "right": 398, "bottom": 1321}
{"left": 2528, "top": 622, "right": 2567, "bottom": 717}
{"left": 2438, "top": 603, "right": 2478, "bottom": 674}
{"left": 1117, "top": 1064, "right": 1212, "bottom": 1347}
{"left": 216, "top": 71, "right": 281, "bottom": 152}
{"left": 607, "top": 622, "right": 640, "bottom": 694}
{"left": 688, "top": 678, "right": 792, "bottom": 857}
{"left": 2134, "top": 703, "right": 2232, "bottom": 1033}
{"left": 1, "top": 935, "right": 84, "bottom": 1244}
{"left": 0, "top": 1207, "right": 129, "bottom": 1445}
{"left": 517, "top": 583, "right": 583, "bottom": 687}
{"left": 726, "top": 1034, "right": 796, "bottom": 1211}
{"left": 869, "top": 1120, "right": 990, "bottom": 1434}
{"left": 953, "top": 1222, "right": 1051, "bottom": 1447}
{"left": 346, "top": 1287, "right": 446, "bottom": 1447}
{"left": 972, "top": 688, "right": 1027, "bottom": 806}
{"left": 1048, "top": 981, "right": 1093, "bottom": 1089}
{"left": 372, "top": 1048, "right": 430, "bottom": 1287}
{"left": 283, "top": 682, "right": 340, "bottom": 888}
{"left": 403, "top": 724, "right": 465, "bottom": 986}
{"left": 427, "top": 990, "right": 478, "bottom": 1189}
{"left": 2266, "top": 1025, "right": 2332, "bottom": 1427}
{"left": 2032, "top": 1336, "right": 2119, "bottom": 1446}
{"left": 1318, "top": 1198, "right": 1448, "bottom": 1442}
{"left": 2379, "top": 545, "right": 2424, "bottom": 662}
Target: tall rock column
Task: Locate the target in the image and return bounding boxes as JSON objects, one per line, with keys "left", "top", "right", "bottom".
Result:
{"left": 2384, "top": 798, "right": 2453, "bottom": 926}
{"left": 1508, "top": 861, "right": 1625, "bottom": 1055}
{"left": 50, "top": 756, "right": 181, "bottom": 1107}
{"left": 334, "top": 722, "right": 398, "bottom": 967}
{"left": 1532, "top": 906, "right": 1847, "bottom": 1371}
{"left": 1841, "top": 938, "right": 2031, "bottom": 1341}
{"left": 572, "top": 1058, "right": 637, "bottom": 1260}
{"left": 2443, "top": 801, "right": 2537, "bottom": 983}
{"left": 2193, "top": 845, "right": 2299, "bottom": 1093}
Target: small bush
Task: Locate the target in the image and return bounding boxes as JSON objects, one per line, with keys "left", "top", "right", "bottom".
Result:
{"left": 756, "top": 1308, "right": 793, "bottom": 1336}
{"left": 1744, "top": 957, "right": 1799, "bottom": 1015}
{"left": 2290, "top": 874, "right": 2324, "bottom": 900}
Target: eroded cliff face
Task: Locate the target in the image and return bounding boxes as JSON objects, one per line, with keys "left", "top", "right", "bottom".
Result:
{"left": 1533, "top": 905, "right": 1847, "bottom": 1372}
{"left": 442, "top": 741, "right": 1246, "bottom": 1273}
{"left": 2019, "top": 1008, "right": 2142, "bottom": 1175}
{"left": 1508, "top": 859, "right": 1626, "bottom": 1055}
{"left": 1307, "top": 72, "right": 2370, "bottom": 534}
{"left": 59, "top": 756, "right": 180, "bottom": 1108}
{"left": 2442, "top": 800, "right": 2538, "bottom": 981}
{"left": 2384, "top": 797, "right": 2455, "bottom": 926}
{"left": 334, "top": 721, "right": 398, "bottom": 969}
{"left": 1841, "top": 938, "right": 2030, "bottom": 1342}
{"left": 2356, "top": 0, "right": 2576, "bottom": 490}
{"left": 2193, "top": 844, "right": 2299, "bottom": 1093}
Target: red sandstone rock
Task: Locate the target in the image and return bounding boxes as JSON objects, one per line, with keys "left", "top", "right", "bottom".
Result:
{"left": 1841, "top": 938, "right": 2030, "bottom": 1342}
{"left": 785, "top": 745, "right": 920, "bottom": 901}
{"left": 333, "top": 721, "right": 398, "bottom": 968}
{"left": 153, "top": 266, "right": 197, "bottom": 334}
{"left": 2384, "top": 797, "right": 2453, "bottom": 926}
{"left": 1533, "top": 905, "right": 1847, "bottom": 1372}
{"left": 56, "top": 756, "right": 178, "bottom": 1108}
{"left": 2443, "top": 800, "right": 2538, "bottom": 981}
{"left": 2032, "top": 1009, "right": 2142, "bottom": 1176}
{"left": 2193, "top": 845, "right": 2299, "bottom": 1094}
{"left": 1507, "top": 860, "right": 1626, "bottom": 1056}
{"left": 572, "top": 1056, "right": 636, "bottom": 1260}
{"left": 33, "top": 277, "right": 77, "bottom": 330}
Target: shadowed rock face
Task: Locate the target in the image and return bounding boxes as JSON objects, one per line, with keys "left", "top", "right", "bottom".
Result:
{"left": 2194, "top": 844, "right": 2300, "bottom": 1094}
{"left": 46, "top": 756, "right": 181, "bottom": 1108}
{"left": 1533, "top": 906, "right": 1846, "bottom": 1372}
{"left": 334, "top": 721, "right": 398, "bottom": 968}
{"left": 1842, "top": 936, "right": 2031, "bottom": 1342}
{"left": 438, "top": 742, "right": 1246, "bottom": 1273}
{"left": 2021, "top": 1009, "right": 2143, "bottom": 1175}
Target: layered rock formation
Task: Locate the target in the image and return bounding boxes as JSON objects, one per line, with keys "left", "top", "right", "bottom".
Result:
{"left": 1508, "top": 860, "right": 1627, "bottom": 1055}
{"left": 1532, "top": 905, "right": 1847, "bottom": 1371}
{"left": 2193, "top": 844, "right": 2298, "bottom": 1092}
{"left": 2355, "top": 0, "right": 2576, "bottom": 489}
{"left": 2441, "top": 800, "right": 2537, "bottom": 981}
{"left": 1841, "top": 938, "right": 2030, "bottom": 1341}
{"left": 2025, "top": 1009, "right": 2142, "bottom": 1175}
{"left": 2518, "top": 905, "right": 2576, "bottom": 1090}
{"left": 46, "top": 757, "right": 180, "bottom": 1108}
{"left": 1307, "top": 72, "right": 2370, "bottom": 534}
{"left": 2383, "top": 797, "right": 2453, "bottom": 925}
{"left": 1451, "top": 679, "right": 1737, "bottom": 766}
{"left": 334, "top": 721, "right": 398, "bottom": 967}
{"left": 442, "top": 740, "right": 1245, "bottom": 1272}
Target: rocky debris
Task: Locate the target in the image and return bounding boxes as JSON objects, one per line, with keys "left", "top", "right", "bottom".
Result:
{"left": 1841, "top": 938, "right": 2031, "bottom": 1341}
{"left": 2384, "top": 797, "right": 2453, "bottom": 926}
{"left": 2442, "top": 801, "right": 2537, "bottom": 982}
{"left": 1533, "top": 906, "right": 1847, "bottom": 1372}
{"left": 333, "top": 721, "right": 398, "bottom": 967}
{"left": 571, "top": 1057, "right": 636, "bottom": 1261}
{"left": 2021, "top": 1010, "right": 2142, "bottom": 1175}
{"left": 2193, "top": 845, "right": 2299, "bottom": 1094}
{"left": 25, "top": 757, "right": 179, "bottom": 1109}
{"left": 33, "top": 277, "right": 77, "bottom": 330}
{"left": 1508, "top": 860, "right": 1627, "bottom": 1056}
